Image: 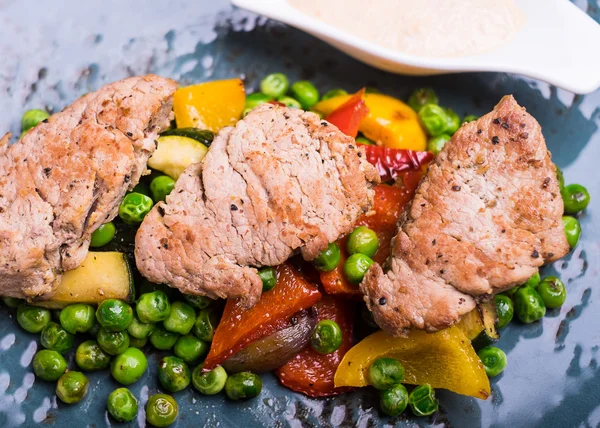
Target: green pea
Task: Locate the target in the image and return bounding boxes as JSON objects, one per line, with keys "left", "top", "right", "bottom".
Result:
{"left": 127, "top": 313, "right": 155, "bottom": 339}
{"left": 145, "top": 394, "right": 178, "bottom": 427}
{"left": 561, "top": 184, "right": 591, "bottom": 215}
{"left": 463, "top": 114, "right": 479, "bottom": 123}
{"left": 75, "top": 340, "right": 112, "bottom": 371}
{"left": 88, "top": 320, "right": 101, "bottom": 337}
{"left": 150, "top": 325, "right": 179, "bottom": 350}
{"left": 444, "top": 108, "right": 461, "bottom": 135}
{"left": 277, "top": 96, "right": 302, "bottom": 109}
{"left": 137, "top": 291, "right": 171, "bottom": 323}
{"left": 163, "top": 301, "right": 196, "bottom": 335}
{"left": 90, "top": 222, "right": 116, "bottom": 247}
{"left": 97, "top": 328, "right": 130, "bottom": 355}
{"left": 260, "top": 73, "right": 290, "bottom": 99}
{"left": 59, "top": 304, "right": 95, "bottom": 334}
{"left": 242, "top": 107, "right": 253, "bottom": 118}
{"left": 157, "top": 356, "right": 191, "bottom": 392}
{"left": 225, "top": 372, "right": 263, "bottom": 400}
{"left": 563, "top": 216, "right": 581, "bottom": 249}
{"left": 514, "top": 286, "right": 546, "bottom": 323}
{"left": 322, "top": 88, "right": 348, "bottom": 101}
{"left": 407, "top": 88, "right": 439, "bottom": 112}
{"left": 379, "top": 383, "right": 409, "bottom": 417}
{"left": 32, "top": 350, "right": 67, "bottom": 381}
{"left": 129, "top": 336, "right": 148, "bottom": 348}
{"left": 477, "top": 346, "right": 507, "bottom": 377}
{"left": 418, "top": 104, "right": 450, "bottom": 137}
{"left": 193, "top": 308, "right": 219, "bottom": 342}
{"left": 290, "top": 81, "right": 320, "bottom": 110}
{"left": 21, "top": 109, "right": 49, "bottom": 133}
{"left": 343, "top": 253, "right": 374, "bottom": 284}
{"left": 427, "top": 134, "right": 451, "bottom": 155}
{"left": 245, "top": 92, "right": 273, "bottom": 110}
{"left": 17, "top": 305, "right": 51, "bottom": 333}
{"left": 96, "top": 299, "right": 133, "bottom": 332}
{"left": 150, "top": 175, "right": 176, "bottom": 203}
{"left": 524, "top": 271, "right": 541, "bottom": 288}
{"left": 313, "top": 242, "right": 341, "bottom": 272}
{"left": 555, "top": 165, "right": 565, "bottom": 191}
{"left": 56, "top": 371, "right": 89, "bottom": 404}
{"left": 192, "top": 365, "right": 228, "bottom": 395}
{"left": 183, "top": 294, "right": 214, "bottom": 310}
{"left": 258, "top": 267, "right": 277, "bottom": 292}
{"left": 107, "top": 388, "right": 138, "bottom": 423}
{"left": 2, "top": 297, "right": 22, "bottom": 308}
{"left": 355, "top": 135, "right": 375, "bottom": 145}
{"left": 40, "top": 322, "right": 74, "bottom": 354}
{"left": 537, "top": 276, "right": 567, "bottom": 309}
{"left": 494, "top": 294, "right": 514, "bottom": 329}
{"left": 368, "top": 357, "right": 405, "bottom": 390}
{"left": 174, "top": 335, "right": 208, "bottom": 364}
{"left": 118, "top": 192, "right": 153, "bottom": 225}
{"left": 111, "top": 347, "right": 148, "bottom": 385}
{"left": 347, "top": 226, "right": 379, "bottom": 258}
{"left": 408, "top": 384, "right": 438, "bottom": 417}
{"left": 311, "top": 320, "right": 343, "bottom": 354}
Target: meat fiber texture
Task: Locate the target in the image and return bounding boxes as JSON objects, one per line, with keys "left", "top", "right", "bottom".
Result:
{"left": 361, "top": 96, "right": 569, "bottom": 335}
{"left": 0, "top": 75, "right": 177, "bottom": 299}
{"left": 136, "top": 103, "right": 380, "bottom": 308}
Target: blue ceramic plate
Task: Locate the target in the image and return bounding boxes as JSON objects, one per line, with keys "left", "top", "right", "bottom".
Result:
{"left": 0, "top": 1, "right": 598, "bottom": 426}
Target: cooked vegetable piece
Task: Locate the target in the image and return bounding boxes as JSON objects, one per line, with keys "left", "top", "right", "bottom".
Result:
{"left": 146, "top": 394, "right": 178, "bottom": 427}
{"left": 444, "top": 108, "right": 461, "bottom": 134}
{"left": 561, "top": 183, "right": 590, "bottom": 214}
{"left": 245, "top": 92, "right": 273, "bottom": 110}
{"left": 225, "top": 372, "right": 263, "bottom": 400}
{"left": 276, "top": 295, "right": 355, "bottom": 397}
{"left": 160, "top": 128, "right": 215, "bottom": 146}
{"left": 563, "top": 216, "right": 581, "bottom": 249}
{"left": 524, "top": 271, "right": 541, "bottom": 288}
{"left": 455, "top": 308, "right": 485, "bottom": 341}
{"left": 150, "top": 175, "right": 176, "bottom": 202}
{"left": 472, "top": 301, "right": 500, "bottom": 349}
{"left": 203, "top": 263, "right": 321, "bottom": 370}
{"left": 119, "top": 192, "right": 153, "bottom": 225}
{"left": 555, "top": 165, "right": 565, "bottom": 190}
{"left": 174, "top": 335, "right": 208, "bottom": 363}
{"left": 148, "top": 135, "right": 208, "bottom": 180}
{"left": 2, "top": 297, "right": 21, "bottom": 308}
{"left": 17, "top": 305, "right": 51, "bottom": 333}
{"left": 277, "top": 96, "right": 302, "bottom": 109}
{"left": 314, "top": 93, "right": 427, "bottom": 150}
{"left": 150, "top": 325, "right": 179, "bottom": 350}
{"left": 494, "top": 295, "right": 514, "bottom": 329}
{"left": 56, "top": 371, "right": 89, "bottom": 404}
{"left": 355, "top": 135, "right": 375, "bottom": 145}
{"left": 325, "top": 88, "right": 369, "bottom": 138}
{"left": 334, "top": 326, "right": 490, "bottom": 399}
{"left": 33, "top": 252, "right": 134, "bottom": 309}
{"left": 40, "top": 322, "right": 74, "bottom": 354}
{"left": 407, "top": 88, "right": 438, "bottom": 112}
{"left": 192, "top": 308, "right": 219, "bottom": 342}
{"left": 127, "top": 313, "right": 155, "bottom": 339}
{"left": 173, "top": 79, "right": 245, "bottom": 132}
{"left": 313, "top": 243, "right": 341, "bottom": 273}
{"left": 463, "top": 114, "right": 479, "bottom": 123}
{"left": 322, "top": 88, "right": 348, "bottom": 101}
{"left": 129, "top": 336, "right": 147, "bottom": 349}
{"left": 260, "top": 73, "right": 290, "bottom": 98}
{"left": 347, "top": 226, "right": 379, "bottom": 258}
{"left": 90, "top": 222, "right": 116, "bottom": 247}
{"left": 32, "top": 350, "right": 67, "bottom": 381}
{"left": 184, "top": 295, "right": 214, "bottom": 310}
{"left": 427, "top": 134, "right": 451, "bottom": 155}
{"left": 537, "top": 276, "right": 567, "bottom": 308}
{"left": 163, "top": 301, "right": 196, "bottom": 335}
{"left": 107, "top": 388, "right": 138, "bottom": 423}
{"left": 290, "top": 81, "right": 320, "bottom": 109}
{"left": 380, "top": 383, "right": 409, "bottom": 416}
{"left": 21, "top": 109, "right": 49, "bottom": 133}
{"left": 96, "top": 299, "right": 134, "bottom": 332}
{"left": 137, "top": 291, "right": 171, "bottom": 323}
{"left": 258, "top": 267, "right": 277, "bottom": 292}
{"left": 158, "top": 356, "right": 191, "bottom": 392}
{"left": 311, "top": 320, "right": 343, "bottom": 354}
{"left": 97, "top": 328, "right": 130, "bottom": 355}
{"left": 477, "top": 346, "right": 507, "bottom": 377}
{"left": 514, "top": 286, "right": 546, "bottom": 323}
{"left": 192, "top": 365, "right": 228, "bottom": 395}
{"left": 111, "top": 347, "right": 148, "bottom": 385}
{"left": 343, "top": 253, "right": 374, "bottom": 284}
{"left": 369, "top": 357, "right": 405, "bottom": 390}
{"left": 75, "top": 340, "right": 112, "bottom": 371}
{"left": 418, "top": 104, "right": 449, "bottom": 137}
{"left": 408, "top": 384, "right": 438, "bottom": 416}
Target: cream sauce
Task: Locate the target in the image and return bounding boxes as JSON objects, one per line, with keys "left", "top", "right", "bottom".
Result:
{"left": 290, "top": 0, "right": 525, "bottom": 58}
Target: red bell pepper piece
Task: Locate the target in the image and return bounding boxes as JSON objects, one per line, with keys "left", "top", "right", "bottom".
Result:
{"left": 360, "top": 144, "right": 433, "bottom": 182}
{"left": 275, "top": 295, "right": 355, "bottom": 397}
{"left": 203, "top": 263, "right": 322, "bottom": 371}
{"left": 325, "top": 89, "right": 369, "bottom": 138}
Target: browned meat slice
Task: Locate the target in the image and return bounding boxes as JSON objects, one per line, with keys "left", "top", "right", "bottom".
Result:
{"left": 361, "top": 96, "right": 569, "bottom": 335}
{"left": 0, "top": 75, "right": 177, "bottom": 299}
{"left": 136, "top": 103, "right": 380, "bottom": 307}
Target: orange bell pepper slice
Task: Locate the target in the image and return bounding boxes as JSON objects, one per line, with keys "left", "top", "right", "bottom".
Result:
{"left": 325, "top": 89, "right": 369, "bottom": 138}
{"left": 203, "top": 263, "right": 322, "bottom": 371}
{"left": 275, "top": 295, "right": 355, "bottom": 397}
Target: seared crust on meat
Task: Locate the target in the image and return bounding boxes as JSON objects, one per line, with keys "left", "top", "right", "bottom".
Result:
{"left": 135, "top": 104, "right": 380, "bottom": 308}
{"left": 0, "top": 75, "right": 177, "bottom": 299}
{"left": 361, "top": 96, "right": 569, "bottom": 335}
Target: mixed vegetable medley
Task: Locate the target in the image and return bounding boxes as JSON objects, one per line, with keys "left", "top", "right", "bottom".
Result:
{"left": 4, "top": 72, "right": 590, "bottom": 426}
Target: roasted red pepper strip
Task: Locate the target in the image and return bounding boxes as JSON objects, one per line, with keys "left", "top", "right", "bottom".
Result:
{"left": 203, "top": 263, "right": 322, "bottom": 371}
{"left": 320, "top": 176, "right": 424, "bottom": 297}
{"left": 325, "top": 89, "right": 369, "bottom": 138}
{"left": 275, "top": 295, "right": 355, "bottom": 397}
{"left": 360, "top": 144, "right": 433, "bottom": 182}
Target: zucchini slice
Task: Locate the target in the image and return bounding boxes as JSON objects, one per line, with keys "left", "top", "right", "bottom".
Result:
{"left": 472, "top": 301, "right": 500, "bottom": 349}
{"left": 147, "top": 135, "right": 208, "bottom": 179}
{"left": 161, "top": 128, "right": 215, "bottom": 146}
{"left": 34, "top": 252, "right": 134, "bottom": 309}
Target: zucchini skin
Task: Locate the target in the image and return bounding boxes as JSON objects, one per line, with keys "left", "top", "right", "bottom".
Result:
{"left": 161, "top": 128, "right": 215, "bottom": 146}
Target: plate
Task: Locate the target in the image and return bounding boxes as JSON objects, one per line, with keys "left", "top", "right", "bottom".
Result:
{"left": 0, "top": 1, "right": 598, "bottom": 426}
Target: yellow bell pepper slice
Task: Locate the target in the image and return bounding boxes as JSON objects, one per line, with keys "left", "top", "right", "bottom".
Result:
{"left": 334, "top": 326, "right": 490, "bottom": 399}
{"left": 313, "top": 93, "right": 427, "bottom": 151}
{"left": 173, "top": 79, "right": 245, "bottom": 132}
